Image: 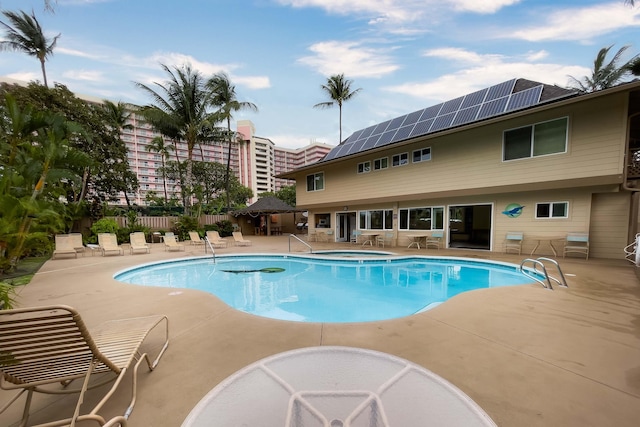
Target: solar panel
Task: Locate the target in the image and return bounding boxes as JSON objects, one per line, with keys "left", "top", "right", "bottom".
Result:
{"left": 321, "top": 78, "right": 574, "bottom": 163}
{"left": 439, "top": 96, "right": 464, "bottom": 115}
{"left": 485, "top": 79, "right": 516, "bottom": 101}
{"left": 460, "top": 88, "right": 488, "bottom": 109}
{"left": 401, "top": 110, "right": 423, "bottom": 128}
{"left": 409, "top": 118, "right": 434, "bottom": 137}
{"left": 506, "top": 85, "right": 543, "bottom": 111}
{"left": 419, "top": 105, "right": 442, "bottom": 121}
{"left": 452, "top": 105, "right": 481, "bottom": 126}
{"left": 430, "top": 112, "right": 455, "bottom": 132}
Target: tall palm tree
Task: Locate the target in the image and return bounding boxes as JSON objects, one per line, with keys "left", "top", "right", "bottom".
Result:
{"left": 146, "top": 136, "right": 174, "bottom": 203}
{"left": 313, "top": 73, "right": 362, "bottom": 144}
{"left": 136, "top": 63, "right": 219, "bottom": 214}
{"left": 0, "top": 10, "right": 60, "bottom": 88}
{"left": 102, "top": 100, "right": 135, "bottom": 206}
{"left": 568, "top": 45, "right": 636, "bottom": 93}
{"left": 207, "top": 72, "right": 258, "bottom": 211}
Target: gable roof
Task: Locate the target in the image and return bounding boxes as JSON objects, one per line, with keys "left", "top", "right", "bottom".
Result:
{"left": 322, "top": 78, "right": 577, "bottom": 163}
{"left": 232, "top": 196, "right": 300, "bottom": 217}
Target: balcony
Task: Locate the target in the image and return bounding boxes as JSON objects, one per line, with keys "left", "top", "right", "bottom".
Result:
{"left": 629, "top": 147, "right": 640, "bottom": 179}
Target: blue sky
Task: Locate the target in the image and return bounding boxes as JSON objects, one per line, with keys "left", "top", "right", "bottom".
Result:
{"left": 0, "top": 0, "right": 638, "bottom": 148}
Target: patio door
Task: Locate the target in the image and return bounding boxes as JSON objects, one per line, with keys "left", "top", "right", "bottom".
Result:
{"left": 448, "top": 204, "right": 492, "bottom": 250}
{"left": 336, "top": 212, "right": 357, "bottom": 242}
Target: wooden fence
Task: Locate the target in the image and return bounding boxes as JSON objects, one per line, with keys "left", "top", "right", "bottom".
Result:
{"left": 108, "top": 214, "right": 231, "bottom": 231}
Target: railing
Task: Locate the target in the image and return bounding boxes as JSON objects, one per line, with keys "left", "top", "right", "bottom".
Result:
{"left": 204, "top": 237, "right": 216, "bottom": 263}
{"left": 624, "top": 233, "right": 640, "bottom": 265}
{"left": 519, "top": 257, "right": 568, "bottom": 290}
{"left": 288, "top": 234, "right": 313, "bottom": 253}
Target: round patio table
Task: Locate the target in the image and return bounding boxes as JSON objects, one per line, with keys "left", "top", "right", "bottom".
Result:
{"left": 181, "top": 346, "right": 497, "bottom": 427}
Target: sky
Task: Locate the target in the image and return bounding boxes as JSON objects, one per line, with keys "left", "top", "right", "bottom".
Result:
{"left": 0, "top": 0, "right": 639, "bottom": 149}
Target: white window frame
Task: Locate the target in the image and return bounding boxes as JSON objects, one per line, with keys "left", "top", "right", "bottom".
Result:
{"left": 373, "top": 157, "right": 388, "bottom": 171}
{"left": 398, "top": 206, "right": 445, "bottom": 230}
{"left": 412, "top": 147, "right": 431, "bottom": 163}
{"left": 306, "top": 172, "right": 324, "bottom": 192}
{"left": 358, "top": 209, "right": 393, "bottom": 230}
{"left": 503, "top": 117, "right": 569, "bottom": 161}
{"left": 392, "top": 152, "right": 409, "bottom": 167}
{"left": 357, "top": 161, "right": 371, "bottom": 174}
{"left": 535, "top": 201, "right": 569, "bottom": 219}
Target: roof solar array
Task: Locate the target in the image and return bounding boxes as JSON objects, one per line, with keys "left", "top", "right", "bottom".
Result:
{"left": 324, "top": 79, "right": 561, "bottom": 162}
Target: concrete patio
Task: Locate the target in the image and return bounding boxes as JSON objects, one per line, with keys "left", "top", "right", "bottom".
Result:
{"left": 1, "top": 235, "right": 639, "bottom": 426}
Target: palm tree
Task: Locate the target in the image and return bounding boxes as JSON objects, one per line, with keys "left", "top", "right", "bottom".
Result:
{"left": 146, "top": 136, "right": 174, "bottom": 203}
{"left": 0, "top": 10, "right": 60, "bottom": 88}
{"left": 136, "top": 63, "right": 219, "bottom": 214}
{"left": 207, "top": 72, "right": 258, "bottom": 211}
{"left": 102, "top": 100, "right": 136, "bottom": 206}
{"left": 313, "top": 74, "right": 362, "bottom": 144}
{"left": 568, "top": 45, "right": 637, "bottom": 93}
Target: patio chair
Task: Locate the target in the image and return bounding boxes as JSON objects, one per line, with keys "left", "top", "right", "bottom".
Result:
{"left": 52, "top": 234, "right": 78, "bottom": 259}
{"left": 350, "top": 230, "right": 362, "bottom": 244}
{"left": 0, "top": 305, "right": 169, "bottom": 427}
{"left": 163, "top": 235, "right": 185, "bottom": 251}
{"left": 563, "top": 233, "right": 589, "bottom": 259}
{"left": 129, "top": 232, "right": 150, "bottom": 254}
{"left": 70, "top": 233, "right": 86, "bottom": 257}
{"left": 232, "top": 231, "right": 252, "bottom": 246}
{"left": 425, "top": 231, "right": 444, "bottom": 249}
{"left": 376, "top": 232, "right": 394, "bottom": 248}
{"left": 205, "top": 231, "right": 228, "bottom": 248}
{"left": 97, "top": 233, "right": 124, "bottom": 256}
{"left": 322, "top": 229, "right": 334, "bottom": 243}
{"left": 188, "top": 231, "right": 205, "bottom": 247}
{"left": 503, "top": 231, "right": 524, "bottom": 255}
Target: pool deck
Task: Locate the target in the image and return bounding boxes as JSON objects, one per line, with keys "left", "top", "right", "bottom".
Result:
{"left": 2, "top": 235, "right": 639, "bottom": 426}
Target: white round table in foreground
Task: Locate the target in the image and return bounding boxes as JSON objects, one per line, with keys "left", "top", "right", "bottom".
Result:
{"left": 182, "top": 346, "right": 497, "bottom": 427}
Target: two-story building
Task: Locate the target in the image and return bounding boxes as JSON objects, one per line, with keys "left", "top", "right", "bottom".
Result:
{"left": 280, "top": 78, "right": 640, "bottom": 259}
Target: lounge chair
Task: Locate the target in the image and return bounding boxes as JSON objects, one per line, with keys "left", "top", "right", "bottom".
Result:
{"left": 69, "top": 233, "right": 86, "bottom": 257}
{"left": 425, "top": 231, "right": 444, "bottom": 249}
{"left": 163, "top": 235, "right": 185, "bottom": 251}
{"left": 129, "top": 232, "right": 150, "bottom": 254}
{"left": 98, "top": 233, "right": 124, "bottom": 256}
{"left": 0, "top": 305, "right": 169, "bottom": 427}
{"left": 52, "top": 234, "right": 78, "bottom": 259}
{"left": 503, "top": 231, "right": 524, "bottom": 255}
{"left": 563, "top": 233, "right": 589, "bottom": 259}
{"left": 205, "top": 231, "right": 228, "bottom": 248}
{"left": 188, "top": 231, "right": 205, "bottom": 247}
{"left": 232, "top": 231, "right": 252, "bottom": 246}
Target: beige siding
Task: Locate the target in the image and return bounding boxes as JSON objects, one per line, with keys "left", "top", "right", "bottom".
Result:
{"left": 295, "top": 93, "right": 627, "bottom": 209}
{"left": 589, "top": 193, "right": 630, "bottom": 259}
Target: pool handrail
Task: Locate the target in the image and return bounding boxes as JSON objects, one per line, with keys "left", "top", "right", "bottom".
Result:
{"left": 204, "top": 237, "right": 216, "bottom": 263}
{"left": 289, "top": 233, "right": 312, "bottom": 253}
{"left": 519, "top": 257, "right": 567, "bottom": 290}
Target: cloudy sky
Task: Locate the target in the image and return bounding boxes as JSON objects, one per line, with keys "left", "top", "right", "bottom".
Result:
{"left": 0, "top": 0, "right": 638, "bottom": 148}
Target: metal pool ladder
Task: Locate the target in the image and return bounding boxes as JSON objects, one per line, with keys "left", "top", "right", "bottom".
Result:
{"left": 289, "top": 234, "right": 313, "bottom": 253}
{"left": 519, "top": 257, "right": 568, "bottom": 290}
{"left": 204, "top": 237, "right": 216, "bottom": 263}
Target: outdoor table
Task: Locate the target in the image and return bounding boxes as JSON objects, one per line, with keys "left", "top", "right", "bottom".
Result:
{"left": 181, "top": 346, "right": 497, "bottom": 427}
{"left": 407, "top": 234, "right": 429, "bottom": 249}
{"left": 528, "top": 235, "right": 565, "bottom": 256}
{"left": 360, "top": 232, "right": 379, "bottom": 246}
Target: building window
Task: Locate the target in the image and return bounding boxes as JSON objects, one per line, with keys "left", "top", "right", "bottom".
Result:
{"left": 503, "top": 117, "right": 568, "bottom": 161}
{"left": 398, "top": 207, "right": 444, "bottom": 230}
{"left": 359, "top": 210, "right": 393, "bottom": 230}
{"left": 306, "top": 172, "right": 324, "bottom": 191}
{"left": 412, "top": 147, "right": 431, "bottom": 163}
{"left": 392, "top": 153, "right": 408, "bottom": 167}
{"left": 373, "top": 157, "right": 388, "bottom": 170}
{"left": 357, "top": 161, "right": 371, "bottom": 174}
{"left": 535, "top": 201, "right": 568, "bottom": 219}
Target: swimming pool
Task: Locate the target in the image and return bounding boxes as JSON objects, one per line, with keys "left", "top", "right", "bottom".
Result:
{"left": 115, "top": 254, "right": 536, "bottom": 323}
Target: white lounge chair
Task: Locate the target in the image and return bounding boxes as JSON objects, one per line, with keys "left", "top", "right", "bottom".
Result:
{"left": 163, "top": 235, "right": 185, "bottom": 251}
{"left": 130, "top": 232, "right": 150, "bottom": 254}
{"left": 98, "top": 233, "right": 124, "bottom": 256}
{"left": 188, "top": 231, "right": 205, "bottom": 247}
{"left": 52, "top": 234, "right": 78, "bottom": 259}
{"left": 232, "top": 232, "right": 252, "bottom": 246}
{"left": 205, "top": 230, "right": 228, "bottom": 248}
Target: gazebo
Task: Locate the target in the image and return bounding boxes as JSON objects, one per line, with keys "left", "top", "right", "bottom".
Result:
{"left": 232, "top": 197, "right": 302, "bottom": 236}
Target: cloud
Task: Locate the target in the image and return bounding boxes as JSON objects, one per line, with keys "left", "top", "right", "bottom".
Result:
{"left": 384, "top": 48, "right": 589, "bottom": 101}
{"left": 297, "top": 40, "right": 399, "bottom": 77}
{"left": 449, "top": 0, "right": 521, "bottom": 14}
{"left": 510, "top": 4, "right": 640, "bottom": 42}
{"left": 56, "top": 47, "right": 104, "bottom": 60}
{"left": 5, "top": 72, "right": 40, "bottom": 83}
{"left": 61, "top": 69, "right": 105, "bottom": 82}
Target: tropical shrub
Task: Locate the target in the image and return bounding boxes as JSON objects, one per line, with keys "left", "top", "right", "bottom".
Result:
{"left": 172, "top": 215, "right": 200, "bottom": 241}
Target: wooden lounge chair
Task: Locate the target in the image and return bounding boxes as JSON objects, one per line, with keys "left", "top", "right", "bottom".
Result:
{"left": 129, "top": 232, "right": 150, "bottom": 254}
{"left": 232, "top": 231, "right": 252, "bottom": 246}
{"left": 98, "top": 233, "right": 124, "bottom": 256}
{"left": 52, "top": 234, "right": 78, "bottom": 259}
{"left": 188, "top": 231, "right": 205, "bottom": 247}
{"left": 0, "top": 305, "right": 169, "bottom": 427}
{"left": 163, "top": 235, "right": 185, "bottom": 251}
{"left": 205, "top": 231, "right": 228, "bottom": 248}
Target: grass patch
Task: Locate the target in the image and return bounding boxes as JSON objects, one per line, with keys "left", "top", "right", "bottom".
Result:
{"left": 1, "top": 256, "right": 49, "bottom": 284}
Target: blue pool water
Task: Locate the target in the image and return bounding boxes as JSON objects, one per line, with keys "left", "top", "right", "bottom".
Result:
{"left": 115, "top": 255, "right": 535, "bottom": 323}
